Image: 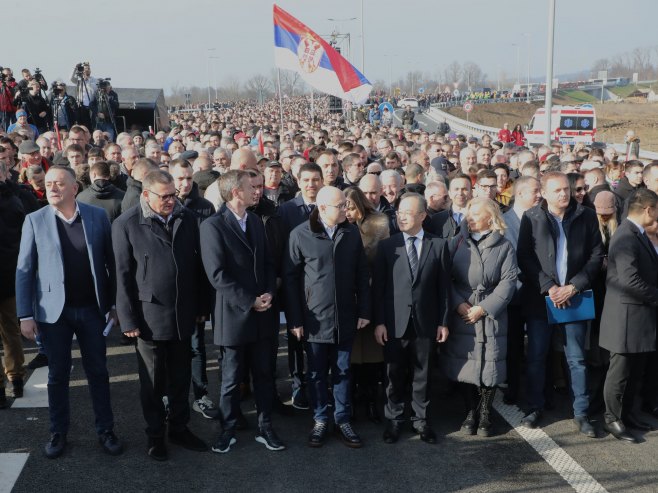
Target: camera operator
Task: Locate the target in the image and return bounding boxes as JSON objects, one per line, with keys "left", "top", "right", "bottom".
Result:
{"left": 13, "top": 79, "right": 51, "bottom": 134}
{"left": 70, "top": 62, "right": 97, "bottom": 128}
{"left": 49, "top": 81, "right": 77, "bottom": 131}
{"left": 0, "top": 67, "right": 18, "bottom": 132}
{"left": 90, "top": 80, "right": 118, "bottom": 141}
{"left": 16, "top": 68, "right": 47, "bottom": 93}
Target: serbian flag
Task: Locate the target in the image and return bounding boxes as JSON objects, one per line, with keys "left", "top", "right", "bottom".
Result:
{"left": 273, "top": 5, "right": 372, "bottom": 104}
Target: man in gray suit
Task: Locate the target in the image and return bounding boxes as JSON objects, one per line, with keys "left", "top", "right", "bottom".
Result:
{"left": 16, "top": 165, "right": 122, "bottom": 459}
{"left": 502, "top": 176, "right": 541, "bottom": 404}
{"left": 600, "top": 188, "right": 658, "bottom": 443}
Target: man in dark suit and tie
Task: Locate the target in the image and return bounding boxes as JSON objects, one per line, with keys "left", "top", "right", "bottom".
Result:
{"left": 278, "top": 162, "right": 323, "bottom": 410}
{"left": 200, "top": 170, "right": 285, "bottom": 454}
{"left": 16, "top": 165, "right": 122, "bottom": 459}
{"left": 428, "top": 173, "right": 471, "bottom": 239}
{"left": 373, "top": 193, "right": 451, "bottom": 444}
{"left": 600, "top": 188, "right": 658, "bottom": 443}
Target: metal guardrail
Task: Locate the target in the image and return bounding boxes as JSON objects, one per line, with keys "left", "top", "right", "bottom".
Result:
{"left": 432, "top": 95, "right": 545, "bottom": 109}
{"left": 426, "top": 104, "right": 658, "bottom": 161}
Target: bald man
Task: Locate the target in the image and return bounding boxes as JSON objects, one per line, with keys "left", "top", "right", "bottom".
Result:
{"left": 230, "top": 148, "right": 257, "bottom": 171}
{"left": 284, "top": 186, "right": 371, "bottom": 449}
{"left": 359, "top": 174, "right": 397, "bottom": 233}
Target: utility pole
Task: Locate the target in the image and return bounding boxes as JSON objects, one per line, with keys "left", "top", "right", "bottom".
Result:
{"left": 544, "top": 0, "right": 556, "bottom": 146}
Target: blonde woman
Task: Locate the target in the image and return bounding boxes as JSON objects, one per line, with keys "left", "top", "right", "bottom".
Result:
{"left": 441, "top": 197, "right": 517, "bottom": 437}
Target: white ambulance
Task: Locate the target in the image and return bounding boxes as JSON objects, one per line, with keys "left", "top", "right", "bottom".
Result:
{"left": 525, "top": 104, "right": 597, "bottom": 146}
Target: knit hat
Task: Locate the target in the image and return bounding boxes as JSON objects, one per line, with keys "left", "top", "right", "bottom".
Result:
{"left": 16, "top": 109, "right": 27, "bottom": 118}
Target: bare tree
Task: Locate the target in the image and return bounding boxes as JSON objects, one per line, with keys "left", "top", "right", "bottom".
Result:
{"left": 444, "top": 61, "right": 462, "bottom": 87}
{"left": 462, "top": 61, "right": 486, "bottom": 90}
{"left": 244, "top": 74, "right": 273, "bottom": 102}
{"left": 221, "top": 76, "right": 242, "bottom": 101}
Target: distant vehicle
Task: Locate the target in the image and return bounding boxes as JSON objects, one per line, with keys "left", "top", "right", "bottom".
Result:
{"left": 525, "top": 104, "right": 597, "bottom": 146}
{"left": 397, "top": 97, "right": 419, "bottom": 109}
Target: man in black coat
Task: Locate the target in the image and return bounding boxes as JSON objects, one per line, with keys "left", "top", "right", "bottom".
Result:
{"left": 77, "top": 161, "right": 125, "bottom": 222}
{"left": 614, "top": 160, "right": 644, "bottom": 200}
{"left": 600, "top": 189, "right": 658, "bottom": 443}
{"left": 277, "top": 162, "right": 324, "bottom": 410}
{"left": 284, "top": 186, "right": 371, "bottom": 449}
{"left": 0, "top": 161, "right": 26, "bottom": 406}
{"left": 120, "top": 158, "right": 158, "bottom": 213}
{"left": 112, "top": 170, "right": 208, "bottom": 461}
{"left": 200, "top": 170, "right": 285, "bottom": 454}
{"left": 427, "top": 174, "right": 471, "bottom": 239}
{"left": 170, "top": 159, "right": 218, "bottom": 419}
{"left": 373, "top": 193, "right": 450, "bottom": 444}
{"left": 517, "top": 171, "right": 604, "bottom": 436}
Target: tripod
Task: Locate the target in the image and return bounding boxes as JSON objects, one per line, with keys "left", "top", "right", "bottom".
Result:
{"left": 94, "top": 86, "right": 118, "bottom": 138}
{"left": 74, "top": 72, "right": 92, "bottom": 127}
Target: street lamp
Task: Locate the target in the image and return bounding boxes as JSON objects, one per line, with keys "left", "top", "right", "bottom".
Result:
{"left": 544, "top": 0, "right": 556, "bottom": 146}
{"left": 209, "top": 56, "right": 219, "bottom": 102}
{"left": 523, "top": 33, "right": 531, "bottom": 103}
{"left": 206, "top": 48, "right": 216, "bottom": 110}
{"left": 512, "top": 43, "right": 520, "bottom": 86}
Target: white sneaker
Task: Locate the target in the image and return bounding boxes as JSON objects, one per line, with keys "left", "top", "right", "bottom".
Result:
{"left": 193, "top": 395, "right": 220, "bottom": 419}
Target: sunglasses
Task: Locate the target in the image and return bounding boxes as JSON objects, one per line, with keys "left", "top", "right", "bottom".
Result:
{"left": 575, "top": 187, "right": 587, "bottom": 193}
{"left": 368, "top": 171, "right": 382, "bottom": 176}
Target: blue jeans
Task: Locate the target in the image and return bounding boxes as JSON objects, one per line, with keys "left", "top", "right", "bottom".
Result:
{"left": 526, "top": 318, "right": 589, "bottom": 416}
{"left": 306, "top": 338, "right": 353, "bottom": 425}
{"left": 39, "top": 305, "right": 114, "bottom": 435}
{"left": 190, "top": 321, "right": 208, "bottom": 400}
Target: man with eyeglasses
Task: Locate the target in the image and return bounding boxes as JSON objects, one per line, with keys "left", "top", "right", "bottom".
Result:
{"left": 113, "top": 170, "right": 209, "bottom": 461}
{"left": 284, "top": 186, "right": 370, "bottom": 448}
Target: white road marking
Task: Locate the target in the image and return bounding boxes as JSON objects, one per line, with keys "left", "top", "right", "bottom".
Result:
{"left": 0, "top": 453, "right": 29, "bottom": 493}
{"left": 11, "top": 367, "right": 49, "bottom": 408}
{"left": 493, "top": 393, "right": 609, "bottom": 493}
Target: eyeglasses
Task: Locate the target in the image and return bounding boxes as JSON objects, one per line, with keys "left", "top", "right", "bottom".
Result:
{"left": 575, "top": 187, "right": 586, "bottom": 193}
{"left": 478, "top": 184, "right": 497, "bottom": 189}
{"left": 368, "top": 171, "right": 382, "bottom": 176}
{"left": 326, "top": 202, "right": 347, "bottom": 210}
{"left": 147, "top": 189, "right": 178, "bottom": 201}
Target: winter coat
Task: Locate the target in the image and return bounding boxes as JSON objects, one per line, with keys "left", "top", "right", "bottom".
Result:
{"left": 112, "top": 197, "right": 204, "bottom": 340}
{"left": 120, "top": 176, "right": 142, "bottom": 213}
{"left": 0, "top": 180, "right": 26, "bottom": 299}
{"left": 352, "top": 212, "right": 389, "bottom": 364}
{"left": 284, "top": 208, "right": 371, "bottom": 344}
{"left": 76, "top": 179, "right": 125, "bottom": 223}
{"left": 441, "top": 229, "right": 517, "bottom": 387}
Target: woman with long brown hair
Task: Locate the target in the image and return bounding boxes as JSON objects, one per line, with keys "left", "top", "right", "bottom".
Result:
{"left": 344, "top": 187, "right": 390, "bottom": 422}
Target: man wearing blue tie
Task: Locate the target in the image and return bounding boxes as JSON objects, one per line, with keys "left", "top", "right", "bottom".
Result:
{"left": 16, "top": 165, "right": 122, "bottom": 459}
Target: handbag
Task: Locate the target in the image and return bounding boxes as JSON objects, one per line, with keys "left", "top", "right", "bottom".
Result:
{"left": 544, "top": 289, "right": 595, "bottom": 324}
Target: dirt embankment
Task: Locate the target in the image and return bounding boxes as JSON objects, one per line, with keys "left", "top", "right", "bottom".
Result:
{"left": 446, "top": 100, "right": 658, "bottom": 152}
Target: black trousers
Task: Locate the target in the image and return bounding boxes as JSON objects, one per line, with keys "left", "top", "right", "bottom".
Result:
{"left": 219, "top": 337, "right": 275, "bottom": 431}
{"left": 384, "top": 322, "right": 432, "bottom": 425}
{"left": 603, "top": 351, "right": 648, "bottom": 423}
{"left": 287, "top": 331, "right": 305, "bottom": 393}
{"left": 136, "top": 338, "right": 192, "bottom": 438}
{"left": 641, "top": 351, "right": 658, "bottom": 408}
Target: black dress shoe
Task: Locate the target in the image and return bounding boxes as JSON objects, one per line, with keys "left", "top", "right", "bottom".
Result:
{"left": 383, "top": 421, "right": 401, "bottom": 444}
{"left": 603, "top": 421, "right": 637, "bottom": 443}
{"left": 44, "top": 433, "right": 67, "bottom": 459}
{"left": 414, "top": 424, "right": 437, "bottom": 444}
{"left": 147, "top": 437, "right": 168, "bottom": 460}
{"left": 169, "top": 427, "right": 208, "bottom": 451}
{"left": 308, "top": 421, "right": 328, "bottom": 448}
{"left": 99, "top": 430, "right": 123, "bottom": 455}
{"left": 573, "top": 416, "right": 597, "bottom": 438}
{"left": 336, "top": 422, "right": 363, "bottom": 448}
{"left": 624, "top": 416, "right": 655, "bottom": 431}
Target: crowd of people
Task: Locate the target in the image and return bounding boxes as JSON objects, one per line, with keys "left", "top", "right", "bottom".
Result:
{"left": 2, "top": 73, "right": 658, "bottom": 466}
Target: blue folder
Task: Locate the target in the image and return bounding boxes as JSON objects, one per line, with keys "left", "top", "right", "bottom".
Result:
{"left": 545, "top": 290, "right": 595, "bottom": 324}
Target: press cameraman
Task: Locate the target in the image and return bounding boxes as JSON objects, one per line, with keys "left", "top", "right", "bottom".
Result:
{"left": 16, "top": 68, "right": 47, "bottom": 93}
{"left": 90, "top": 79, "right": 118, "bottom": 141}
{"left": 49, "top": 81, "right": 77, "bottom": 131}
{"left": 13, "top": 79, "right": 51, "bottom": 134}
{"left": 70, "top": 62, "right": 97, "bottom": 127}
{"left": 0, "top": 67, "right": 18, "bottom": 132}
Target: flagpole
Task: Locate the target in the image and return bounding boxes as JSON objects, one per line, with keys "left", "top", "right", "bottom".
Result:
{"left": 310, "top": 89, "right": 315, "bottom": 122}
{"left": 277, "top": 69, "right": 285, "bottom": 135}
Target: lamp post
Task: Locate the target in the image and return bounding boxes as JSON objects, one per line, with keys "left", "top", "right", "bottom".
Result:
{"left": 544, "top": 0, "right": 556, "bottom": 146}
{"left": 512, "top": 43, "right": 520, "bottom": 86}
{"left": 523, "top": 33, "right": 531, "bottom": 103}
{"left": 206, "top": 48, "right": 216, "bottom": 110}
{"left": 209, "top": 56, "right": 219, "bottom": 102}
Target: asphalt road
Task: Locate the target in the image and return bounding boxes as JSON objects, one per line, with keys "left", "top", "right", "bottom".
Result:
{"left": 2, "top": 326, "right": 658, "bottom": 493}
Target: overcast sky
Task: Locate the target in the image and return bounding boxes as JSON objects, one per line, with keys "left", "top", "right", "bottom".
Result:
{"left": 3, "top": 0, "right": 656, "bottom": 93}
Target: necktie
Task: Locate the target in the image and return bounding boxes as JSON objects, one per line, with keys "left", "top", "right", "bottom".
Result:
{"left": 454, "top": 212, "right": 463, "bottom": 224}
{"left": 306, "top": 203, "right": 315, "bottom": 215}
{"left": 407, "top": 236, "right": 418, "bottom": 280}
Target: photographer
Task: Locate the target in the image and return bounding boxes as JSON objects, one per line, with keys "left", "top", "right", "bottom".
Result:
{"left": 49, "top": 81, "right": 78, "bottom": 131}
{"left": 0, "top": 67, "right": 18, "bottom": 131}
{"left": 90, "top": 80, "right": 118, "bottom": 141}
{"left": 16, "top": 68, "right": 47, "bottom": 93}
{"left": 13, "top": 80, "right": 51, "bottom": 134}
{"left": 70, "top": 62, "right": 97, "bottom": 127}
